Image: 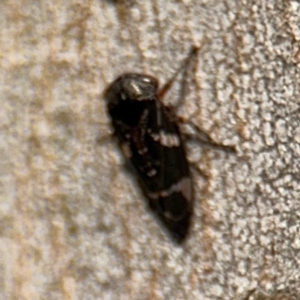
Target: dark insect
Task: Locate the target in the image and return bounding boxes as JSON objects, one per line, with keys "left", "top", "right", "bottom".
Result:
{"left": 104, "top": 50, "right": 198, "bottom": 243}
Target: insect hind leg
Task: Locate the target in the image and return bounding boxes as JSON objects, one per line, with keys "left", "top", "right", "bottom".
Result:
{"left": 183, "top": 119, "right": 236, "bottom": 154}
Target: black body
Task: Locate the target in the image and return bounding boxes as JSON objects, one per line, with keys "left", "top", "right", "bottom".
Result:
{"left": 104, "top": 73, "right": 193, "bottom": 243}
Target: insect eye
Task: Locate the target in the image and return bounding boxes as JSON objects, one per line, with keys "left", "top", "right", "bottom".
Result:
{"left": 142, "top": 77, "right": 152, "bottom": 83}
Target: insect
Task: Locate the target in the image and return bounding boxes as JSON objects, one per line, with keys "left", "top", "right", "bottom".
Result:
{"left": 103, "top": 48, "right": 199, "bottom": 243}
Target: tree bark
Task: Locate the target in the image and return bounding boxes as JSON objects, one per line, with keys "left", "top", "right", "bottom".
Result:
{"left": 1, "top": 1, "right": 300, "bottom": 299}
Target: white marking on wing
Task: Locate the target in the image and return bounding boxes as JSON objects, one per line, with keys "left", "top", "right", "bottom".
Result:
{"left": 148, "top": 177, "right": 192, "bottom": 201}
{"left": 147, "top": 169, "right": 157, "bottom": 177}
{"left": 138, "top": 147, "right": 148, "bottom": 155}
{"left": 151, "top": 130, "right": 180, "bottom": 147}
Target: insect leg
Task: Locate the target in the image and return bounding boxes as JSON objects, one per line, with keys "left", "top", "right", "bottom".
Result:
{"left": 183, "top": 120, "right": 236, "bottom": 154}
{"left": 157, "top": 44, "right": 201, "bottom": 101}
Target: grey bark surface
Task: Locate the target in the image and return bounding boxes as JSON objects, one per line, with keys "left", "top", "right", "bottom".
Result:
{"left": 0, "top": 1, "right": 300, "bottom": 299}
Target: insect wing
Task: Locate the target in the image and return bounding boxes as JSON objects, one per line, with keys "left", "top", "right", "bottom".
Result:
{"left": 126, "top": 100, "right": 193, "bottom": 242}
{"left": 104, "top": 73, "right": 193, "bottom": 243}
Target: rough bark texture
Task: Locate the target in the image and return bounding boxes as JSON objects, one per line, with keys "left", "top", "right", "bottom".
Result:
{"left": 1, "top": 1, "right": 300, "bottom": 299}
